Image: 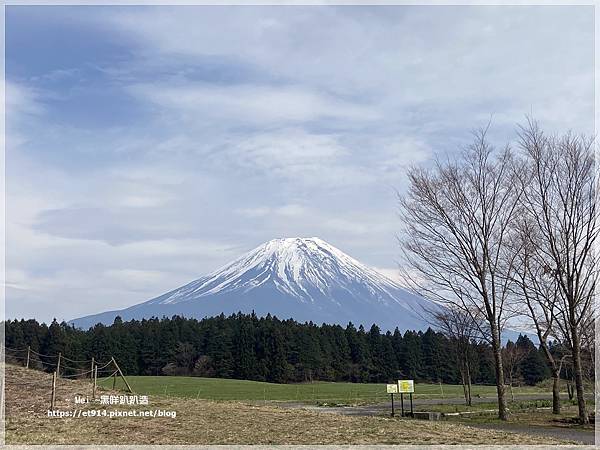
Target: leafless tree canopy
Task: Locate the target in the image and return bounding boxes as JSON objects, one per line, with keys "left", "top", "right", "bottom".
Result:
{"left": 399, "top": 117, "right": 596, "bottom": 423}
{"left": 399, "top": 128, "right": 521, "bottom": 342}
{"left": 515, "top": 119, "right": 596, "bottom": 423}
{"left": 502, "top": 340, "right": 530, "bottom": 401}
{"left": 399, "top": 126, "right": 522, "bottom": 420}
{"left": 424, "top": 304, "right": 480, "bottom": 406}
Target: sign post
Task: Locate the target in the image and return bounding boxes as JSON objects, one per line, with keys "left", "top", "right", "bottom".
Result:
{"left": 386, "top": 383, "right": 398, "bottom": 417}
{"left": 400, "top": 391, "right": 405, "bottom": 416}
{"left": 397, "top": 380, "right": 415, "bottom": 417}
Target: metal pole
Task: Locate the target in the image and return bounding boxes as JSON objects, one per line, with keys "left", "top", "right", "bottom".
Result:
{"left": 51, "top": 371, "right": 57, "bottom": 410}
{"left": 410, "top": 393, "right": 414, "bottom": 417}
{"left": 400, "top": 393, "right": 404, "bottom": 417}
{"left": 26, "top": 346, "right": 30, "bottom": 369}
{"left": 391, "top": 393, "right": 395, "bottom": 417}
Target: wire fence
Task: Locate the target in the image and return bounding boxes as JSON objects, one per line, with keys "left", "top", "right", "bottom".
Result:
{"left": 3, "top": 345, "right": 114, "bottom": 377}
{"left": 2, "top": 344, "right": 133, "bottom": 409}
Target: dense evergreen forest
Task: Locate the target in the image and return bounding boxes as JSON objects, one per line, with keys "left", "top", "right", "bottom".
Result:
{"left": 4, "top": 313, "right": 553, "bottom": 385}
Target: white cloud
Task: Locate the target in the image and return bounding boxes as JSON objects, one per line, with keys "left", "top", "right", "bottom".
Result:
{"left": 277, "top": 204, "right": 307, "bottom": 217}
{"left": 236, "top": 207, "right": 272, "bottom": 218}
{"left": 219, "top": 129, "right": 375, "bottom": 189}
{"left": 129, "top": 82, "right": 379, "bottom": 125}
{"left": 236, "top": 203, "right": 308, "bottom": 219}
{"left": 108, "top": 6, "right": 593, "bottom": 134}
{"left": 6, "top": 81, "right": 45, "bottom": 117}
{"left": 6, "top": 207, "right": 246, "bottom": 321}
{"left": 103, "top": 268, "right": 173, "bottom": 287}
{"left": 372, "top": 267, "right": 402, "bottom": 283}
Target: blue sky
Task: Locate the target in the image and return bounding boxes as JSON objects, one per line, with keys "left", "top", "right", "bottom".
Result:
{"left": 6, "top": 5, "right": 594, "bottom": 323}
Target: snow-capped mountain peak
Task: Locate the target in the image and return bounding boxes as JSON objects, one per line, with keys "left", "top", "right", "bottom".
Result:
{"left": 70, "top": 237, "right": 435, "bottom": 331}
{"left": 150, "top": 237, "right": 409, "bottom": 308}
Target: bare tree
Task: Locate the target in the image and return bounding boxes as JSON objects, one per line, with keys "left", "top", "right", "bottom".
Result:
{"left": 399, "top": 127, "right": 521, "bottom": 420}
{"left": 502, "top": 340, "right": 529, "bottom": 402}
{"left": 425, "top": 305, "right": 479, "bottom": 406}
{"left": 510, "top": 218, "right": 567, "bottom": 413}
{"left": 516, "top": 119, "right": 597, "bottom": 424}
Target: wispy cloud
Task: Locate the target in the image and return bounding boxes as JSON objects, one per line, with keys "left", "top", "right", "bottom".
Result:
{"left": 6, "top": 81, "right": 46, "bottom": 116}
{"left": 129, "top": 83, "right": 379, "bottom": 125}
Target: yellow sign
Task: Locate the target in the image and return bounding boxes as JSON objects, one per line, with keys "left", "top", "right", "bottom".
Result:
{"left": 398, "top": 379, "right": 414, "bottom": 393}
{"left": 386, "top": 383, "right": 398, "bottom": 394}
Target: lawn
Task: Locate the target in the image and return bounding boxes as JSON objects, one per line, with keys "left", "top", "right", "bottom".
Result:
{"left": 100, "top": 374, "right": 547, "bottom": 403}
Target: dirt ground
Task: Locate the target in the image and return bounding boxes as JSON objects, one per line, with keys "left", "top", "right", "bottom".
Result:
{"left": 280, "top": 398, "right": 595, "bottom": 444}
{"left": 3, "top": 364, "right": 575, "bottom": 445}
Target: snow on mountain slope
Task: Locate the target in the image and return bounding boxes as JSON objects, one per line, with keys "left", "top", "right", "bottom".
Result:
{"left": 70, "top": 237, "right": 437, "bottom": 330}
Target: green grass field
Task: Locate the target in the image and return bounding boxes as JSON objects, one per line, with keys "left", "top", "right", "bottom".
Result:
{"left": 100, "top": 375, "right": 548, "bottom": 404}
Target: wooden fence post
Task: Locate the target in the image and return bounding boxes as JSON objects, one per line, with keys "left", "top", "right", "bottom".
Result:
{"left": 56, "top": 352, "right": 62, "bottom": 376}
{"left": 50, "top": 371, "right": 57, "bottom": 410}
{"left": 26, "top": 346, "right": 30, "bottom": 369}
{"left": 90, "top": 357, "right": 95, "bottom": 381}
{"left": 92, "top": 365, "right": 98, "bottom": 400}
{"left": 111, "top": 357, "right": 133, "bottom": 393}
{"left": 0, "top": 368, "right": 4, "bottom": 422}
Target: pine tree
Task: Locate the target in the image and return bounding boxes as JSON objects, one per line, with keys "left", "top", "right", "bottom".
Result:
{"left": 41, "top": 319, "right": 67, "bottom": 372}
{"left": 400, "top": 331, "right": 423, "bottom": 380}
{"left": 516, "top": 335, "right": 549, "bottom": 385}
{"left": 345, "top": 323, "right": 370, "bottom": 382}
{"left": 108, "top": 316, "right": 139, "bottom": 374}
{"left": 234, "top": 316, "right": 257, "bottom": 379}
{"left": 206, "top": 316, "right": 234, "bottom": 378}
{"left": 422, "top": 328, "right": 442, "bottom": 382}
{"left": 266, "top": 327, "right": 290, "bottom": 383}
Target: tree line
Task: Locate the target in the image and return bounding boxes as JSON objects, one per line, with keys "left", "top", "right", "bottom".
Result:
{"left": 399, "top": 118, "right": 596, "bottom": 422}
{"left": 3, "top": 313, "right": 566, "bottom": 386}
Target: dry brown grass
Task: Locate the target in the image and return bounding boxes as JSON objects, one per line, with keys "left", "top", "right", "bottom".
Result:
{"left": 4, "top": 364, "right": 571, "bottom": 445}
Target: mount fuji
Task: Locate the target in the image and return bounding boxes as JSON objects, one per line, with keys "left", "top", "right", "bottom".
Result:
{"left": 70, "top": 237, "right": 437, "bottom": 330}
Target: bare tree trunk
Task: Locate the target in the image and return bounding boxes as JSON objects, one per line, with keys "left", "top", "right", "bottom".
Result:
{"left": 460, "top": 366, "right": 473, "bottom": 406}
{"left": 461, "top": 369, "right": 469, "bottom": 406}
{"left": 491, "top": 327, "right": 508, "bottom": 420}
{"left": 539, "top": 342, "right": 562, "bottom": 415}
{"left": 458, "top": 350, "right": 473, "bottom": 407}
{"left": 551, "top": 370, "right": 561, "bottom": 414}
{"left": 571, "top": 329, "right": 589, "bottom": 424}
{"left": 467, "top": 379, "right": 472, "bottom": 407}
{"left": 567, "top": 379, "right": 574, "bottom": 400}
{"left": 465, "top": 358, "right": 472, "bottom": 407}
